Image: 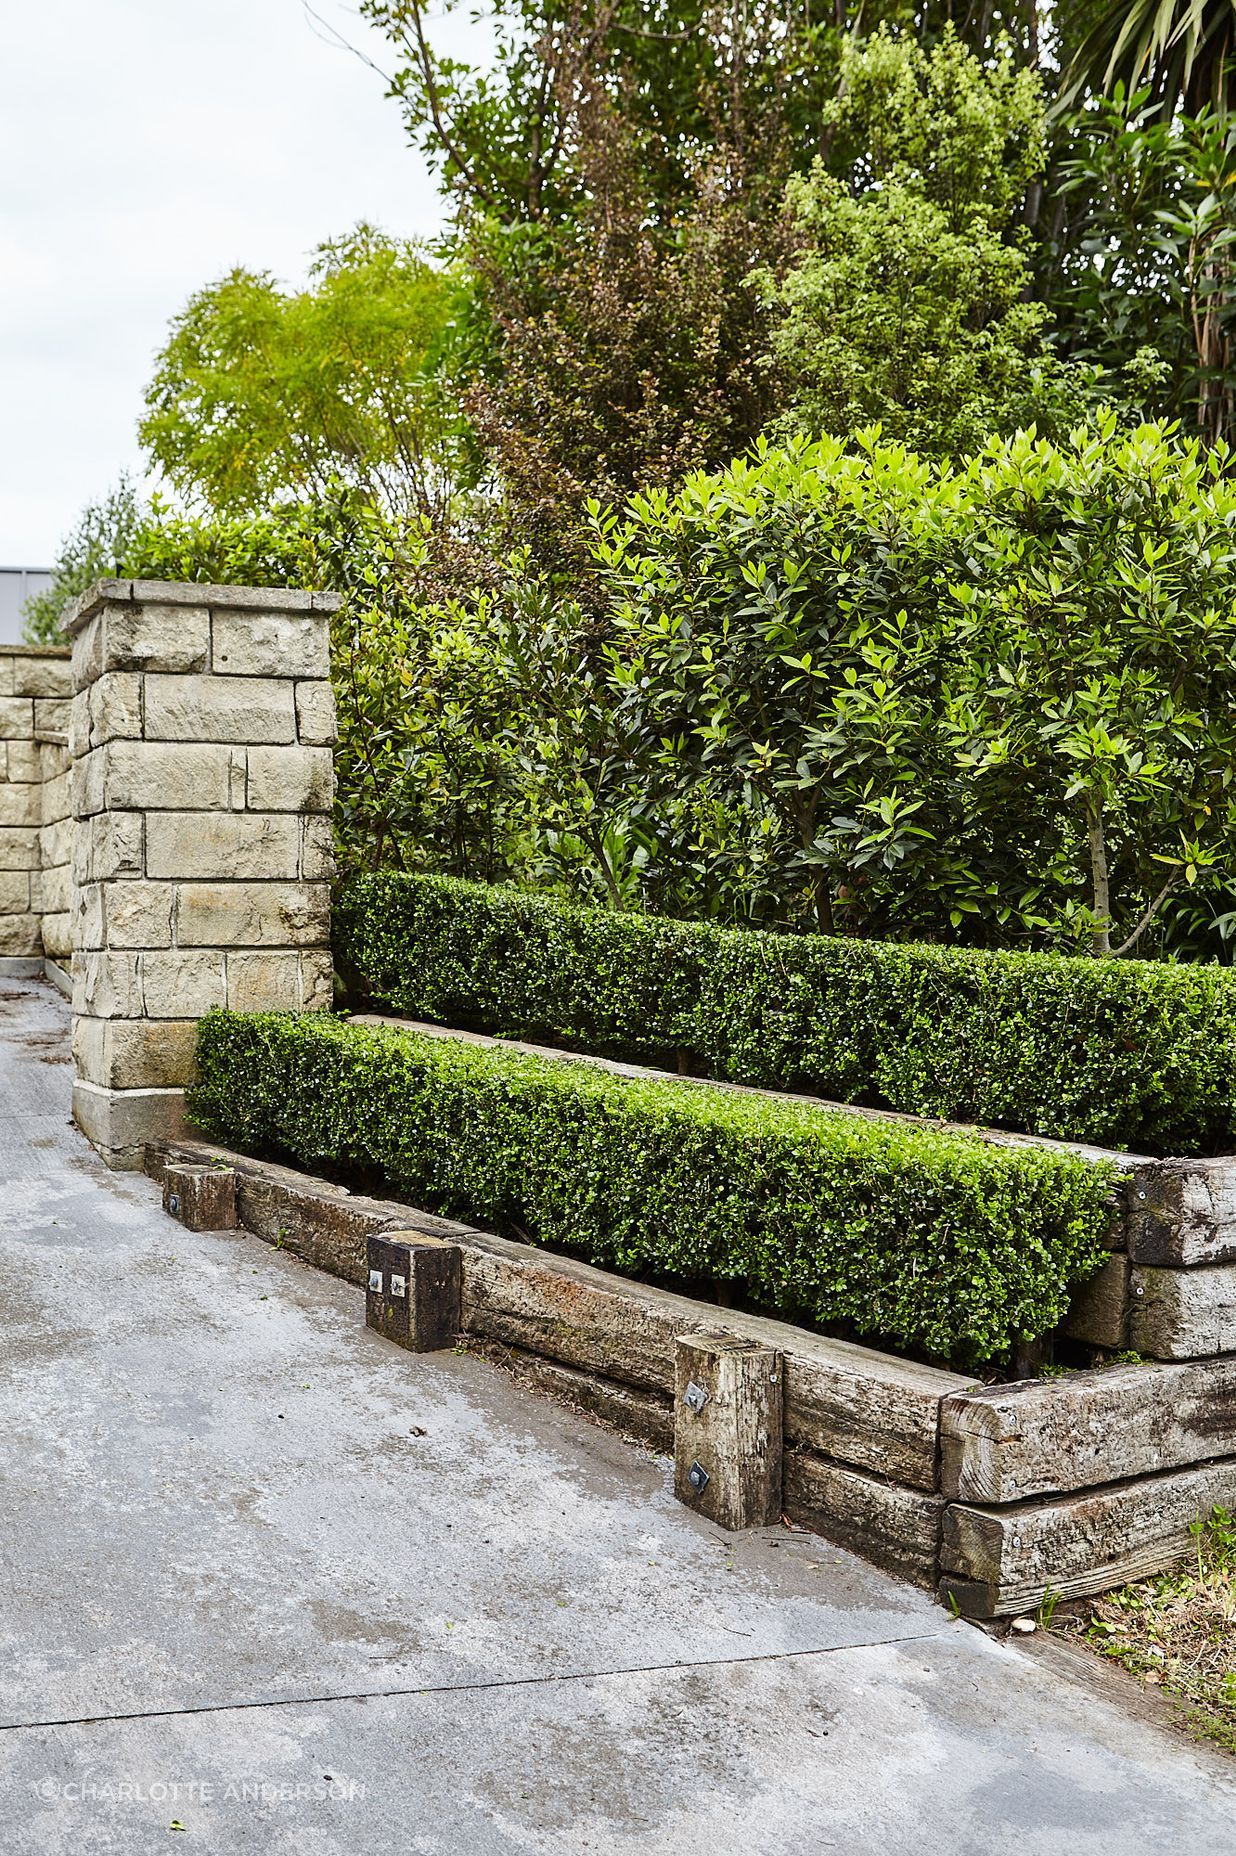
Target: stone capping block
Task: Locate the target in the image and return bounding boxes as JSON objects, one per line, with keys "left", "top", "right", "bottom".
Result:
{"left": 61, "top": 579, "right": 340, "bottom": 636}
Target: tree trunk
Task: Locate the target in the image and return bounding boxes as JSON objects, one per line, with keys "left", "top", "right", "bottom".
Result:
{"left": 1087, "top": 800, "right": 1111, "bottom": 956}
{"left": 811, "top": 867, "right": 835, "bottom": 935}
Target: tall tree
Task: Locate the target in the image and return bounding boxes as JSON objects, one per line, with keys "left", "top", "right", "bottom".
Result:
{"left": 140, "top": 226, "right": 465, "bottom": 519}
{"left": 761, "top": 30, "right": 1108, "bottom": 453}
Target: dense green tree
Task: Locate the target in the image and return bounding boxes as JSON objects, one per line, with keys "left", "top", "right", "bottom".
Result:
{"left": 465, "top": 95, "right": 784, "bottom": 542}
{"left": 1065, "top": 0, "right": 1236, "bottom": 118}
{"left": 22, "top": 477, "right": 146, "bottom": 643}
{"left": 1038, "top": 93, "right": 1236, "bottom": 443}
{"left": 761, "top": 32, "right": 1109, "bottom": 452}
{"left": 952, "top": 419, "right": 1236, "bottom": 954}
{"left": 361, "top": 0, "right": 840, "bottom": 224}
{"left": 361, "top": 0, "right": 830, "bottom": 524}
{"left": 139, "top": 226, "right": 466, "bottom": 518}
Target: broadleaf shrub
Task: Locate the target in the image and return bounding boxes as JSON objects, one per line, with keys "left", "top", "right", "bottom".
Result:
{"left": 335, "top": 871, "right": 1236, "bottom": 1156}
{"left": 189, "top": 1010, "right": 1115, "bottom": 1364}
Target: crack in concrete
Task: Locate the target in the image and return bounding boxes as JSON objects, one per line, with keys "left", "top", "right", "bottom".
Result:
{"left": 0, "top": 1627, "right": 950, "bottom": 1737}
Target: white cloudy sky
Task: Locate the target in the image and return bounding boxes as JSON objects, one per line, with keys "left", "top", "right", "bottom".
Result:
{"left": 0, "top": 0, "right": 473, "bottom": 563}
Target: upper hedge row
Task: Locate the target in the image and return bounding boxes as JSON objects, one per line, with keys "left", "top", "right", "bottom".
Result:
{"left": 189, "top": 1009, "right": 1114, "bottom": 1364}
{"left": 334, "top": 872, "right": 1236, "bottom": 1157}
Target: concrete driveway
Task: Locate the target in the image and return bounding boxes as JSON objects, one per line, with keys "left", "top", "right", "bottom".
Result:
{"left": 0, "top": 978, "right": 1232, "bottom": 1853}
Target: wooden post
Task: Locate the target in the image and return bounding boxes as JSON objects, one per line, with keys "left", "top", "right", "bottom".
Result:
{"left": 674, "top": 1332, "right": 783, "bottom": 1529}
{"left": 366, "top": 1232, "right": 461, "bottom": 1353}
{"left": 163, "top": 1163, "right": 238, "bottom": 1232}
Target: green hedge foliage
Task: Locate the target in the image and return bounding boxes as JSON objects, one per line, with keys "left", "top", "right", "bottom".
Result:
{"left": 190, "top": 1010, "right": 1115, "bottom": 1364}
{"left": 335, "top": 871, "right": 1236, "bottom": 1157}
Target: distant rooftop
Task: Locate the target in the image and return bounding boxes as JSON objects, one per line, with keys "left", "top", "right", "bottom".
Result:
{"left": 0, "top": 568, "right": 53, "bottom": 645}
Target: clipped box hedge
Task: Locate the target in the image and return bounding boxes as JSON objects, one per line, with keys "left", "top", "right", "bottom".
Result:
{"left": 190, "top": 1010, "right": 1116, "bottom": 1364}
{"left": 335, "top": 873, "right": 1236, "bottom": 1157}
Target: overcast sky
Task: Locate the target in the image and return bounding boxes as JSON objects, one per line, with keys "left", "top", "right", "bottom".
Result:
{"left": 0, "top": 0, "right": 469, "bottom": 563}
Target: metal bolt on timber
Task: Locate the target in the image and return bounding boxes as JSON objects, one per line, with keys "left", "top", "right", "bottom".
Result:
{"left": 674, "top": 1332, "right": 783, "bottom": 1530}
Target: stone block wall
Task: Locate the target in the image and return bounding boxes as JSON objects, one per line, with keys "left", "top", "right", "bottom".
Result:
{"left": 64, "top": 580, "right": 339, "bottom": 1165}
{"left": 38, "top": 736, "right": 73, "bottom": 967}
{"left": 0, "top": 646, "right": 73, "bottom": 972}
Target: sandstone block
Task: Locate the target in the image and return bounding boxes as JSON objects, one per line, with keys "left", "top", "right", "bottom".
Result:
{"left": 176, "top": 881, "right": 330, "bottom": 948}
{"left": 72, "top": 749, "right": 107, "bottom": 817}
{"left": 88, "top": 672, "right": 143, "bottom": 747}
{"left": 46, "top": 783, "right": 72, "bottom": 822}
{"left": 35, "top": 697, "right": 71, "bottom": 737}
{"left": 0, "top": 870, "right": 30, "bottom": 914}
{"left": 42, "top": 739, "right": 72, "bottom": 773}
{"left": 213, "top": 609, "right": 329, "bottom": 679}
{"left": 226, "top": 950, "right": 306, "bottom": 1011}
{"left": 146, "top": 810, "right": 300, "bottom": 881}
{"left": 71, "top": 1079, "right": 188, "bottom": 1171}
{"left": 71, "top": 615, "right": 105, "bottom": 688}
{"left": 40, "top": 816, "right": 73, "bottom": 872}
{"left": 144, "top": 674, "right": 296, "bottom": 745}
{"left": 141, "top": 950, "right": 228, "bottom": 1018}
{"left": 104, "top": 603, "right": 210, "bottom": 675}
{"left": 0, "top": 829, "right": 40, "bottom": 871}
{"left": 42, "top": 912, "right": 71, "bottom": 960}
{"left": 31, "top": 865, "right": 70, "bottom": 917}
{"left": 7, "top": 740, "right": 42, "bottom": 785}
{"left": 73, "top": 1017, "right": 199, "bottom": 1091}
{"left": 69, "top": 690, "right": 90, "bottom": 758}
{"left": 0, "top": 783, "right": 42, "bottom": 828}
{"left": 294, "top": 680, "right": 337, "bottom": 745}
{"left": 12, "top": 653, "right": 71, "bottom": 697}
{"left": 104, "top": 742, "right": 233, "bottom": 812}
{"left": 73, "top": 814, "right": 144, "bottom": 885}
{"left": 74, "top": 951, "right": 143, "bottom": 1020}
{"left": 73, "top": 882, "right": 106, "bottom": 952}
{"left": 106, "top": 881, "right": 175, "bottom": 949}
{"left": 0, "top": 914, "right": 41, "bottom": 957}
{"left": 301, "top": 947, "right": 334, "bottom": 1009}
{"left": 71, "top": 1015, "right": 106, "bottom": 1086}
{"left": 246, "top": 746, "right": 333, "bottom": 813}
{"left": 300, "top": 815, "right": 334, "bottom": 881}
{"left": 0, "top": 697, "right": 34, "bottom": 739}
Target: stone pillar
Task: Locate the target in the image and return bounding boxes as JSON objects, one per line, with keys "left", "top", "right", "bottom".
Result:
{"left": 64, "top": 580, "right": 339, "bottom": 1166}
{"left": 0, "top": 645, "right": 72, "bottom": 977}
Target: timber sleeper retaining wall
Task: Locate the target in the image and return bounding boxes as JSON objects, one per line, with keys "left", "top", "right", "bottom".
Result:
{"left": 144, "top": 1133, "right": 1236, "bottom": 1616}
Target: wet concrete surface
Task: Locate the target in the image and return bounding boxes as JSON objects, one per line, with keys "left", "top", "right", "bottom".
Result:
{"left": 0, "top": 980, "right": 1232, "bottom": 1852}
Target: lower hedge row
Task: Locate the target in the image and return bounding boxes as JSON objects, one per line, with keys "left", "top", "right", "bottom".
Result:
{"left": 190, "top": 1010, "right": 1117, "bottom": 1365}
{"left": 334, "top": 872, "right": 1236, "bottom": 1157}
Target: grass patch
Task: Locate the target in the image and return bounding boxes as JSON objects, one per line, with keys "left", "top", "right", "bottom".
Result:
{"left": 1057, "top": 1508, "right": 1236, "bottom": 1755}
